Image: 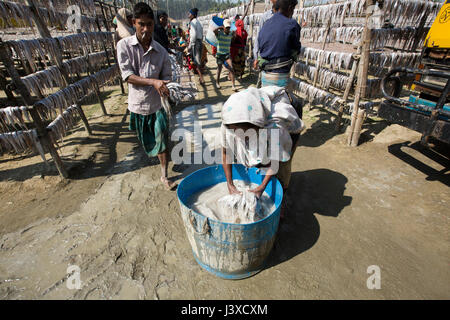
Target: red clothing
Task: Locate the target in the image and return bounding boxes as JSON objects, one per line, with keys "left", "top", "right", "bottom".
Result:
{"left": 230, "top": 19, "right": 247, "bottom": 59}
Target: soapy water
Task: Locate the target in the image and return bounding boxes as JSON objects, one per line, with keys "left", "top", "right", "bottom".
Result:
{"left": 188, "top": 180, "right": 275, "bottom": 224}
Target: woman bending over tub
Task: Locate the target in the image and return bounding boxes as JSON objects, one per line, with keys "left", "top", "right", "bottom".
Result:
{"left": 221, "top": 86, "right": 304, "bottom": 219}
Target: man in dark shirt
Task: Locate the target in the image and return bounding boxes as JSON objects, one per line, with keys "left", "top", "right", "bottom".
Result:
{"left": 153, "top": 10, "right": 175, "bottom": 54}
{"left": 257, "top": 0, "right": 301, "bottom": 87}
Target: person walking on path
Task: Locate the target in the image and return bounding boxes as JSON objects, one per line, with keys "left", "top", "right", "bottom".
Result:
{"left": 117, "top": 2, "right": 177, "bottom": 190}
{"left": 230, "top": 17, "right": 248, "bottom": 79}
{"left": 188, "top": 8, "right": 205, "bottom": 85}
{"left": 214, "top": 19, "right": 237, "bottom": 91}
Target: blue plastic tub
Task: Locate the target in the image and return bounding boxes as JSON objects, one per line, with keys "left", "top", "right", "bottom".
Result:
{"left": 177, "top": 164, "right": 283, "bottom": 280}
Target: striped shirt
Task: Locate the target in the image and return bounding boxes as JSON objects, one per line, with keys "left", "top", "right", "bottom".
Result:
{"left": 217, "top": 30, "right": 233, "bottom": 55}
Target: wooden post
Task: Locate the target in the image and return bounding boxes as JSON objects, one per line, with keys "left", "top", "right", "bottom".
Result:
{"left": 75, "top": 103, "right": 92, "bottom": 135}
{"left": 335, "top": 48, "right": 361, "bottom": 131}
{"left": 348, "top": 0, "right": 373, "bottom": 147}
{"left": 99, "top": 2, "right": 110, "bottom": 31}
{"left": 0, "top": 41, "right": 68, "bottom": 178}
{"left": 248, "top": 0, "right": 255, "bottom": 75}
{"left": 86, "top": 56, "right": 108, "bottom": 116}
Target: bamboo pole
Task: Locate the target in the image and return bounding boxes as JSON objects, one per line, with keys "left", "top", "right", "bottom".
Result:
{"left": 248, "top": 0, "right": 255, "bottom": 76}
{"left": 335, "top": 47, "right": 361, "bottom": 131}
{"left": 348, "top": 0, "right": 373, "bottom": 147}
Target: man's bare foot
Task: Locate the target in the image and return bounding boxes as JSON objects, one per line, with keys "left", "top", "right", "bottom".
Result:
{"left": 232, "top": 85, "right": 238, "bottom": 92}
{"left": 216, "top": 82, "right": 221, "bottom": 89}
{"left": 161, "top": 177, "right": 177, "bottom": 190}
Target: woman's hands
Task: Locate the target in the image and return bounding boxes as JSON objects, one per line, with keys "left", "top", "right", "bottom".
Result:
{"left": 249, "top": 186, "right": 264, "bottom": 199}
{"left": 227, "top": 183, "right": 242, "bottom": 195}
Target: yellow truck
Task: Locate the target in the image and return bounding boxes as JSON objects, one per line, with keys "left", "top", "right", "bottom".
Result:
{"left": 378, "top": 0, "right": 450, "bottom": 145}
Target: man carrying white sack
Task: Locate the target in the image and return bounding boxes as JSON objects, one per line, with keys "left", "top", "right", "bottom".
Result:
{"left": 221, "top": 86, "right": 305, "bottom": 219}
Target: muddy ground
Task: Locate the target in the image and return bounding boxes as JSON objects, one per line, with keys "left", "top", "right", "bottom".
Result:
{"left": 0, "top": 55, "right": 449, "bottom": 300}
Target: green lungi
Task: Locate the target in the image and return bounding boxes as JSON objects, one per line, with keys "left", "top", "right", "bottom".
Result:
{"left": 129, "top": 109, "right": 169, "bottom": 157}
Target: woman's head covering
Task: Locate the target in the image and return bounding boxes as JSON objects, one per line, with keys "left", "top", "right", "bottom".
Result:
{"left": 221, "top": 86, "right": 304, "bottom": 166}
{"left": 234, "top": 19, "right": 247, "bottom": 39}
{"left": 115, "top": 8, "right": 134, "bottom": 40}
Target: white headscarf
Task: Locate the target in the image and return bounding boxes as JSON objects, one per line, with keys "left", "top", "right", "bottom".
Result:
{"left": 221, "top": 86, "right": 304, "bottom": 167}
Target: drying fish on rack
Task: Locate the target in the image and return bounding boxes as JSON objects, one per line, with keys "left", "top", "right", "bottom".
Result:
{"left": 303, "top": 0, "right": 349, "bottom": 7}
{"left": 300, "top": 47, "right": 354, "bottom": 71}
{"left": 290, "top": 78, "right": 341, "bottom": 111}
{"left": 347, "top": 101, "right": 380, "bottom": 115}
{"left": 0, "top": 0, "right": 34, "bottom": 29}
{"left": 382, "top": 0, "right": 443, "bottom": 28}
{"left": 370, "top": 27, "right": 430, "bottom": 50}
{"left": 87, "top": 51, "right": 109, "bottom": 68}
{"left": 301, "top": 26, "right": 363, "bottom": 45}
{"left": 298, "top": 0, "right": 366, "bottom": 27}
{"left": 294, "top": 61, "right": 350, "bottom": 92}
{"left": 21, "top": 65, "right": 66, "bottom": 97}
{"left": 90, "top": 65, "right": 120, "bottom": 87}
{"left": 369, "top": 51, "right": 420, "bottom": 76}
{"left": 63, "top": 56, "right": 89, "bottom": 76}
{"left": 0, "top": 129, "right": 39, "bottom": 155}
{"left": 0, "top": 106, "right": 31, "bottom": 133}
{"left": 47, "top": 105, "right": 80, "bottom": 143}
{"left": 56, "top": 32, "right": 113, "bottom": 55}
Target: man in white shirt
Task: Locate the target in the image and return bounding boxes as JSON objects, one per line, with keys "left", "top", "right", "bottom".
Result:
{"left": 188, "top": 8, "right": 205, "bottom": 85}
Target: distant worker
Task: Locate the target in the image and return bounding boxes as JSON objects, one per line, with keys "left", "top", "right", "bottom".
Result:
{"left": 257, "top": 0, "right": 301, "bottom": 87}
{"left": 252, "top": 0, "right": 279, "bottom": 72}
{"left": 188, "top": 8, "right": 205, "bottom": 85}
{"left": 113, "top": 8, "right": 134, "bottom": 43}
{"left": 214, "top": 19, "right": 237, "bottom": 91}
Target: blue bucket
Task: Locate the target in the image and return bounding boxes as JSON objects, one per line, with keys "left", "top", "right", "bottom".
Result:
{"left": 177, "top": 164, "right": 283, "bottom": 280}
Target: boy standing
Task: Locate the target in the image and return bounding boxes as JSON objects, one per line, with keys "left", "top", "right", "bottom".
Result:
{"left": 214, "top": 19, "right": 237, "bottom": 91}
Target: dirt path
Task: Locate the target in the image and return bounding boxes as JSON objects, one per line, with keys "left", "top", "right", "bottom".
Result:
{"left": 0, "top": 55, "right": 449, "bottom": 300}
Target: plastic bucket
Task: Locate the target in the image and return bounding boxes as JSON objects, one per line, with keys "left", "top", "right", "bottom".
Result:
{"left": 177, "top": 164, "right": 283, "bottom": 280}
